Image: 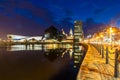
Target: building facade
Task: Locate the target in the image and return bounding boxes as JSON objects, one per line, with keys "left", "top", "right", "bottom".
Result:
{"left": 7, "top": 34, "right": 43, "bottom": 42}
{"left": 73, "top": 20, "right": 84, "bottom": 67}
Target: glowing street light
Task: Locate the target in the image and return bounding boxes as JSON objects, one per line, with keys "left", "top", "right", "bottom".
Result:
{"left": 110, "top": 27, "right": 113, "bottom": 49}
{"left": 110, "top": 27, "right": 112, "bottom": 42}
{"left": 100, "top": 34, "right": 103, "bottom": 38}
{"left": 100, "top": 34, "right": 103, "bottom": 44}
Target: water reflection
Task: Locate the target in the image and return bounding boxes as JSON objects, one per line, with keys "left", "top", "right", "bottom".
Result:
{"left": 44, "top": 48, "right": 65, "bottom": 61}
{"left": 69, "top": 49, "right": 73, "bottom": 59}
{"left": 6, "top": 44, "right": 84, "bottom": 68}
{"left": 73, "top": 45, "right": 85, "bottom": 68}
{"left": 7, "top": 44, "right": 73, "bottom": 51}
{"left": 6, "top": 44, "right": 84, "bottom": 69}
{"left": 7, "top": 44, "right": 42, "bottom": 51}
{"left": 0, "top": 43, "right": 87, "bottom": 80}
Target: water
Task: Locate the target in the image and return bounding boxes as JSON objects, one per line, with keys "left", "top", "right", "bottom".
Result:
{"left": 0, "top": 44, "right": 85, "bottom": 80}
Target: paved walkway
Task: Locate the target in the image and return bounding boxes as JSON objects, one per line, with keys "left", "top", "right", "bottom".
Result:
{"left": 77, "top": 44, "right": 120, "bottom": 80}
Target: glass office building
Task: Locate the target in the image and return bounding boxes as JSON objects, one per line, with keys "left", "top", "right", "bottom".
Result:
{"left": 73, "top": 20, "right": 84, "bottom": 67}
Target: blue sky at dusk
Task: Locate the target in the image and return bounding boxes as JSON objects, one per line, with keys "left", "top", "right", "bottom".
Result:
{"left": 0, "top": 0, "right": 120, "bottom": 38}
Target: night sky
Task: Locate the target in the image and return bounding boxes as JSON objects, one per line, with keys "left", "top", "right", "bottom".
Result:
{"left": 0, "top": 0, "right": 120, "bottom": 38}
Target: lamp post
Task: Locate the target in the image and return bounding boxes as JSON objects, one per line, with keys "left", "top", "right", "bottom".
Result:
{"left": 114, "top": 49, "right": 119, "bottom": 78}
{"left": 100, "top": 34, "right": 103, "bottom": 44}
{"left": 100, "top": 35, "right": 103, "bottom": 55}
{"left": 96, "top": 36, "right": 99, "bottom": 47}
{"left": 110, "top": 27, "right": 113, "bottom": 49}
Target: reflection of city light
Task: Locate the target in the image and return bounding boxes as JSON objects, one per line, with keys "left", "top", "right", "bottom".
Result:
{"left": 69, "top": 49, "right": 73, "bottom": 59}
{"left": 61, "top": 49, "right": 67, "bottom": 58}
{"left": 74, "top": 65, "right": 77, "bottom": 68}
{"left": 7, "top": 44, "right": 42, "bottom": 51}
{"left": 74, "top": 60, "right": 79, "bottom": 63}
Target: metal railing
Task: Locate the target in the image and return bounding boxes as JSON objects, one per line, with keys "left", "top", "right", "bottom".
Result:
{"left": 92, "top": 44, "right": 120, "bottom": 78}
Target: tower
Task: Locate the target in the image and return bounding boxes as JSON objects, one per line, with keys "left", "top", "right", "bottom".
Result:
{"left": 73, "top": 20, "right": 84, "bottom": 68}
{"left": 69, "top": 28, "right": 73, "bottom": 37}
{"left": 61, "top": 28, "right": 66, "bottom": 35}
{"left": 74, "top": 21, "right": 84, "bottom": 42}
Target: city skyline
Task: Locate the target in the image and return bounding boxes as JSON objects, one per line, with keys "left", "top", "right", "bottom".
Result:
{"left": 0, "top": 0, "right": 120, "bottom": 38}
{"left": 0, "top": 1, "right": 120, "bottom": 80}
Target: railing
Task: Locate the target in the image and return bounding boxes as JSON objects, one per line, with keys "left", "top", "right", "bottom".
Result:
{"left": 92, "top": 44, "right": 120, "bottom": 78}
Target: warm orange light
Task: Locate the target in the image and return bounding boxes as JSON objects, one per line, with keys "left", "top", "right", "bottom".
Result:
{"left": 110, "top": 27, "right": 113, "bottom": 33}
{"left": 96, "top": 36, "right": 99, "bottom": 39}
{"left": 100, "top": 34, "right": 103, "bottom": 37}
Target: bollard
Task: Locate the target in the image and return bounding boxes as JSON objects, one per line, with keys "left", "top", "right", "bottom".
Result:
{"left": 106, "top": 46, "right": 109, "bottom": 64}
{"left": 99, "top": 45, "right": 101, "bottom": 55}
{"left": 100, "top": 45, "right": 102, "bottom": 55}
{"left": 102, "top": 45, "right": 104, "bottom": 58}
{"left": 114, "top": 49, "right": 119, "bottom": 78}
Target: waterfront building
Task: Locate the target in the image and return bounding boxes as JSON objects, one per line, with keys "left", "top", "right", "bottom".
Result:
{"left": 61, "top": 28, "right": 74, "bottom": 43}
{"left": 7, "top": 34, "right": 43, "bottom": 42}
{"left": 73, "top": 20, "right": 84, "bottom": 67}
{"left": 74, "top": 21, "right": 84, "bottom": 42}
{"left": 62, "top": 28, "right": 66, "bottom": 35}
{"left": 69, "top": 28, "right": 73, "bottom": 37}
{"left": 66, "top": 28, "right": 74, "bottom": 42}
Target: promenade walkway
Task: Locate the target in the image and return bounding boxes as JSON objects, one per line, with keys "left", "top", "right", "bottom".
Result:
{"left": 77, "top": 44, "right": 120, "bottom": 80}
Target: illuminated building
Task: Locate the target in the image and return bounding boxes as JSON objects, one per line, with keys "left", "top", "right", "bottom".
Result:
{"left": 66, "top": 28, "right": 73, "bottom": 42}
{"left": 61, "top": 28, "right": 74, "bottom": 43}
{"left": 62, "top": 28, "right": 66, "bottom": 35}
{"left": 74, "top": 21, "right": 84, "bottom": 42}
{"left": 69, "top": 28, "right": 73, "bottom": 37}
{"left": 73, "top": 20, "right": 84, "bottom": 68}
{"left": 7, "top": 34, "right": 43, "bottom": 42}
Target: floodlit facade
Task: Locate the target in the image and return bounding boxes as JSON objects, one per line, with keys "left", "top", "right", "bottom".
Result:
{"left": 65, "top": 28, "right": 74, "bottom": 42}
{"left": 73, "top": 20, "right": 84, "bottom": 68}
{"left": 74, "top": 21, "right": 84, "bottom": 42}
{"left": 7, "top": 34, "right": 43, "bottom": 42}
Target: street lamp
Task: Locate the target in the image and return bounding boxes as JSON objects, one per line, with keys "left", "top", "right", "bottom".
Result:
{"left": 100, "top": 34, "right": 103, "bottom": 44}
{"left": 100, "top": 34, "right": 103, "bottom": 55}
{"left": 110, "top": 27, "right": 113, "bottom": 49}
{"left": 96, "top": 36, "right": 99, "bottom": 44}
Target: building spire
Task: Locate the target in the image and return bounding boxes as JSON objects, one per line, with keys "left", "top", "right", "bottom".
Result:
{"left": 62, "top": 28, "right": 66, "bottom": 35}
{"left": 69, "top": 28, "right": 73, "bottom": 37}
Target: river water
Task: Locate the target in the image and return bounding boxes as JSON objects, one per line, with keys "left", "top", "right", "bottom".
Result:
{"left": 0, "top": 44, "right": 85, "bottom": 80}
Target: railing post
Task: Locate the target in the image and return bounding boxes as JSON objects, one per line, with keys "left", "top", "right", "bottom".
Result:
{"left": 99, "top": 45, "right": 100, "bottom": 55}
{"left": 100, "top": 45, "right": 102, "bottom": 55}
{"left": 114, "top": 49, "right": 119, "bottom": 78}
{"left": 102, "top": 45, "right": 104, "bottom": 58}
{"left": 118, "top": 50, "right": 120, "bottom": 77}
{"left": 106, "top": 46, "right": 109, "bottom": 64}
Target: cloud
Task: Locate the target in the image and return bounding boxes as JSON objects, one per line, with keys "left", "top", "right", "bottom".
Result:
{"left": 112, "top": 13, "right": 120, "bottom": 21}
{"left": 0, "top": 0, "right": 56, "bottom": 25}
{"left": 94, "top": 8, "right": 106, "bottom": 15}
{"left": 83, "top": 18, "right": 106, "bottom": 37}
{"left": 109, "top": 13, "right": 120, "bottom": 27}
{"left": 1, "top": 0, "right": 119, "bottom": 38}
{"left": 0, "top": 0, "right": 57, "bottom": 38}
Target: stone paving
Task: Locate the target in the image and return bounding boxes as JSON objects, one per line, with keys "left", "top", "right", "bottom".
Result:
{"left": 77, "top": 44, "right": 120, "bottom": 80}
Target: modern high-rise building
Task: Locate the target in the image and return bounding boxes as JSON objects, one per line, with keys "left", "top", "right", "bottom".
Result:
{"left": 73, "top": 20, "right": 84, "bottom": 68}
{"left": 74, "top": 21, "right": 84, "bottom": 42}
